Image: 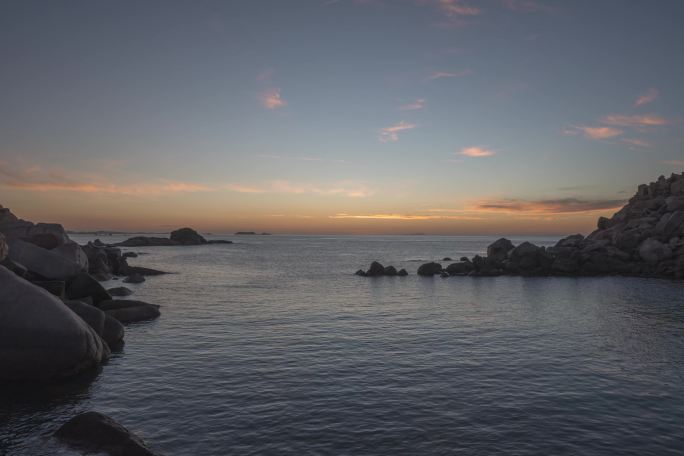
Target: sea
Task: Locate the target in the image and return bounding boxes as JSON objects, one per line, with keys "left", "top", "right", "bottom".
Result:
{"left": 2, "top": 234, "right": 684, "bottom": 455}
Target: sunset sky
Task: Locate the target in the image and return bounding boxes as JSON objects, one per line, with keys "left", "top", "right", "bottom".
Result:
{"left": 1, "top": 0, "right": 683, "bottom": 235}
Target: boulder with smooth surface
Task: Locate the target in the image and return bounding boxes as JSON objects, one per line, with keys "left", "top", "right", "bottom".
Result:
{"left": 7, "top": 239, "right": 81, "bottom": 280}
{"left": 98, "top": 299, "right": 161, "bottom": 324}
{"left": 169, "top": 227, "right": 207, "bottom": 245}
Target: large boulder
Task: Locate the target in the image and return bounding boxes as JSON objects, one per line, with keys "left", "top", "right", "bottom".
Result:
{"left": 62, "top": 299, "right": 106, "bottom": 338}
{"left": 0, "top": 266, "right": 109, "bottom": 380}
{"left": 26, "top": 223, "right": 69, "bottom": 246}
{"left": 445, "top": 261, "right": 474, "bottom": 275}
{"left": 103, "top": 315, "right": 125, "bottom": 348}
{"left": 55, "top": 411, "right": 162, "bottom": 456}
{"left": 638, "top": 238, "right": 673, "bottom": 264}
{"left": 0, "top": 233, "right": 7, "bottom": 262}
{"left": 66, "top": 272, "right": 113, "bottom": 305}
{"left": 98, "top": 300, "right": 161, "bottom": 324}
{"left": 53, "top": 241, "right": 89, "bottom": 271}
{"left": 365, "top": 261, "right": 385, "bottom": 277}
{"left": 655, "top": 211, "right": 684, "bottom": 238}
{"left": 417, "top": 262, "right": 443, "bottom": 276}
{"left": 108, "top": 286, "right": 133, "bottom": 297}
{"left": 486, "top": 238, "right": 514, "bottom": 264}
{"left": 169, "top": 227, "right": 207, "bottom": 245}
{"left": 7, "top": 239, "right": 82, "bottom": 280}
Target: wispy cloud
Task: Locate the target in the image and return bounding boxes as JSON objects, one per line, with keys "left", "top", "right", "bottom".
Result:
{"left": 432, "top": 0, "right": 481, "bottom": 17}
{"left": 225, "top": 180, "right": 374, "bottom": 198}
{"left": 256, "top": 154, "right": 346, "bottom": 163}
{"left": 0, "top": 163, "right": 211, "bottom": 196}
{"left": 500, "top": 0, "right": 553, "bottom": 13}
{"left": 600, "top": 114, "right": 669, "bottom": 127}
{"left": 634, "top": 88, "right": 659, "bottom": 107}
{"left": 564, "top": 125, "right": 623, "bottom": 140}
{"left": 621, "top": 138, "right": 652, "bottom": 148}
{"left": 259, "top": 88, "right": 287, "bottom": 109}
{"left": 662, "top": 160, "right": 684, "bottom": 166}
{"left": 460, "top": 146, "right": 496, "bottom": 157}
{"left": 379, "top": 121, "right": 416, "bottom": 142}
{"left": 428, "top": 69, "right": 472, "bottom": 80}
{"left": 329, "top": 213, "right": 482, "bottom": 220}
{"left": 470, "top": 197, "right": 625, "bottom": 214}
{"left": 400, "top": 98, "right": 426, "bottom": 110}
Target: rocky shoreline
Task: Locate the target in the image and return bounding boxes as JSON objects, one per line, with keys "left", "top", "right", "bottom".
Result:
{"left": 356, "top": 173, "right": 684, "bottom": 279}
{"left": 0, "top": 206, "right": 227, "bottom": 455}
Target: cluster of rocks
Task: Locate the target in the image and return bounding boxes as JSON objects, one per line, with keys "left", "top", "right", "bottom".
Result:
{"left": 113, "top": 227, "right": 232, "bottom": 247}
{"left": 358, "top": 173, "right": 684, "bottom": 279}
{"left": 355, "top": 261, "right": 408, "bottom": 277}
{"left": 0, "top": 205, "right": 162, "bottom": 382}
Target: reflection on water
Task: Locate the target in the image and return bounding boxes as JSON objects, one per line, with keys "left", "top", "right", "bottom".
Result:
{"left": 2, "top": 235, "right": 684, "bottom": 455}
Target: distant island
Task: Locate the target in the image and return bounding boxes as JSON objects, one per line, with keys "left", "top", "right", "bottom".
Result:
{"left": 235, "top": 231, "right": 271, "bottom": 235}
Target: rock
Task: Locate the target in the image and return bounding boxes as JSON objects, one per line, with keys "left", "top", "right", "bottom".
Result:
{"left": 116, "top": 236, "right": 176, "bottom": 247}
{"left": 440, "top": 271, "right": 450, "bottom": 278}
{"left": 417, "top": 262, "right": 443, "bottom": 276}
{"left": 0, "top": 233, "right": 7, "bottom": 262}
{"left": 52, "top": 241, "right": 89, "bottom": 271}
{"left": 551, "top": 256, "right": 580, "bottom": 274}
{"left": 207, "top": 240, "right": 233, "bottom": 244}
{"left": 445, "top": 261, "right": 474, "bottom": 275}
{"left": 366, "top": 261, "right": 385, "bottom": 277}
{"left": 169, "top": 227, "right": 207, "bottom": 245}
{"left": 0, "top": 266, "right": 109, "bottom": 380}
{"left": 99, "top": 300, "right": 161, "bottom": 324}
{"left": 62, "top": 299, "right": 106, "bottom": 338}
{"left": 93, "top": 271, "right": 114, "bottom": 281}
{"left": 103, "top": 315, "right": 125, "bottom": 348}
{"left": 638, "top": 238, "right": 672, "bottom": 264}
{"left": 1, "top": 257, "right": 27, "bottom": 278}
{"left": 597, "top": 216, "right": 611, "bottom": 230}
{"left": 122, "top": 252, "right": 138, "bottom": 258}
{"left": 6, "top": 239, "right": 81, "bottom": 280}
{"left": 107, "top": 286, "right": 134, "bottom": 297}
{"left": 671, "top": 177, "right": 684, "bottom": 194}
{"left": 655, "top": 211, "right": 684, "bottom": 238}
{"left": 66, "top": 272, "right": 113, "bottom": 305}
{"left": 442, "top": 257, "right": 452, "bottom": 261}
{"left": 55, "top": 411, "right": 162, "bottom": 456}
{"left": 665, "top": 196, "right": 684, "bottom": 212}
{"left": 126, "top": 266, "right": 167, "bottom": 276}
{"left": 397, "top": 268, "right": 408, "bottom": 276}
{"left": 31, "top": 280, "right": 66, "bottom": 298}
{"left": 26, "top": 223, "right": 69, "bottom": 246}
{"left": 354, "top": 269, "right": 366, "bottom": 277}
{"left": 459, "top": 257, "right": 469, "bottom": 262}
{"left": 123, "top": 273, "right": 145, "bottom": 284}
{"left": 383, "top": 265, "right": 398, "bottom": 276}
{"left": 486, "top": 238, "right": 514, "bottom": 264}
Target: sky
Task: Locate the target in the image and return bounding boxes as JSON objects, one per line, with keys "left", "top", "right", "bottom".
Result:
{"left": 1, "top": 0, "right": 683, "bottom": 235}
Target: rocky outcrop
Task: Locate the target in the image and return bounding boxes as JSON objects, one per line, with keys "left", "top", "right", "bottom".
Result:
{"left": 0, "top": 266, "right": 109, "bottom": 381}
{"left": 108, "top": 286, "right": 134, "bottom": 297}
{"left": 6, "top": 239, "right": 83, "bottom": 280}
{"left": 98, "top": 300, "right": 161, "bottom": 324}
{"left": 417, "top": 262, "right": 443, "bottom": 276}
{"left": 114, "top": 228, "right": 230, "bottom": 247}
{"left": 116, "top": 236, "right": 176, "bottom": 247}
{"left": 66, "top": 273, "right": 113, "bottom": 305}
{"left": 0, "top": 233, "right": 7, "bottom": 262}
{"left": 355, "top": 261, "right": 407, "bottom": 277}
{"left": 55, "top": 411, "right": 162, "bottom": 456}
{"left": 170, "top": 227, "right": 206, "bottom": 245}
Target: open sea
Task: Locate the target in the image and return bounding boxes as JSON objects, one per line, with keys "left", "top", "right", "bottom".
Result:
{"left": 2, "top": 234, "right": 684, "bottom": 455}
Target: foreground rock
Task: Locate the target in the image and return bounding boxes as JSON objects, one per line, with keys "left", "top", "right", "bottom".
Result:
{"left": 417, "top": 262, "right": 443, "bottom": 276}
{"left": 0, "top": 232, "right": 7, "bottom": 261}
{"left": 98, "top": 300, "right": 161, "bottom": 324}
{"left": 0, "top": 266, "right": 109, "bottom": 381}
{"left": 55, "top": 411, "right": 162, "bottom": 456}
{"left": 6, "top": 239, "right": 83, "bottom": 280}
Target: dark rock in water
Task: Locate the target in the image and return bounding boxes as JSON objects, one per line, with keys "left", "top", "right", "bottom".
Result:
{"left": 122, "top": 252, "right": 138, "bottom": 258}
{"left": 127, "top": 266, "right": 167, "bottom": 276}
{"left": 366, "top": 261, "right": 386, "bottom": 277}
{"left": 103, "top": 315, "right": 125, "bottom": 349}
{"left": 116, "top": 236, "right": 176, "bottom": 247}
{"left": 440, "top": 271, "right": 450, "bottom": 278}
{"left": 108, "top": 286, "right": 133, "bottom": 297}
{"left": 235, "top": 231, "right": 257, "bottom": 235}
{"left": 99, "top": 299, "right": 161, "bottom": 324}
{"left": 207, "top": 239, "right": 233, "bottom": 244}
{"left": 397, "top": 268, "right": 408, "bottom": 276}
{"left": 7, "top": 239, "right": 82, "bottom": 280}
{"left": 30, "top": 280, "right": 65, "bottom": 298}
{"left": 0, "top": 266, "right": 109, "bottom": 381}
{"left": 169, "top": 227, "right": 207, "bottom": 245}
{"left": 487, "top": 238, "right": 514, "bottom": 264}
{"left": 384, "top": 265, "right": 398, "bottom": 276}
{"left": 445, "top": 261, "right": 474, "bottom": 276}
{"left": 354, "top": 269, "right": 366, "bottom": 277}
{"left": 66, "top": 273, "right": 112, "bottom": 305}
{"left": 123, "top": 273, "right": 145, "bottom": 284}
{"left": 62, "top": 299, "right": 106, "bottom": 338}
{"left": 417, "top": 262, "right": 443, "bottom": 276}
{"left": 55, "top": 411, "right": 161, "bottom": 456}
{"left": 0, "top": 233, "right": 8, "bottom": 262}
{"left": 459, "top": 256, "right": 469, "bottom": 262}
{"left": 442, "top": 257, "right": 452, "bottom": 261}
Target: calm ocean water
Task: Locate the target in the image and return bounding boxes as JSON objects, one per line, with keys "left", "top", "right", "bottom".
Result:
{"left": 2, "top": 234, "right": 684, "bottom": 455}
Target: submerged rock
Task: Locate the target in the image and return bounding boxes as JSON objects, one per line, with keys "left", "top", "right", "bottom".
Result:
{"left": 107, "top": 286, "right": 134, "bottom": 297}
{"left": 99, "top": 299, "right": 161, "bottom": 323}
{"left": 0, "top": 266, "right": 109, "bottom": 381}
{"left": 123, "top": 273, "right": 145, "bottom": 284}
{"left": 55, "top": 411, "right": 162, "bottom": 456}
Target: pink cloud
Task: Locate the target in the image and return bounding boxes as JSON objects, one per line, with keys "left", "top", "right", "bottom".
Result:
{"left": 564, "top": 125, "right": 623, "bottom": 140}
{"left": 621, "top": 138, "right": 652, "bottom": 148}
{"left": 379, "top": 121, "right": 417, "bottom": 142}
{"left": 428, "top": 69, "right": 472, "bottom": 79}
{"left": 259, "top": 88, "right": 287, "bottom": 109}
{"left": 460, "top": 146, "right": 496, "bottom": 157}
{"left": 634, "top": 88, "right": 659, "bottom": 107}
{"left": 601, "top": 114, "right": 669, "bottom": 127}
{"left": 433, "top": 0, "right": 481, "bottom": 17}
{"left": 400, "top": 98, "right": 426, "bottom": 110}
